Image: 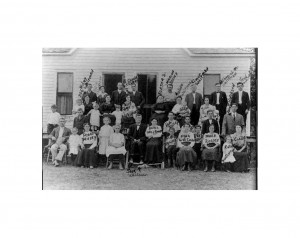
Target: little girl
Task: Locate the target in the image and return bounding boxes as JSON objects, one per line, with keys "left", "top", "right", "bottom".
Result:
{"left": 111, "top": 104, "right": 123, "bottom": 125}
{"left": 165, "top": 127, "right": 177, "bottom": 168}
{"left": 72, "top": 98, "right": 85, "bottom": 115}
{"left": 98, "top": 116, "right": 114, "bottom": 165}
{"left": 221, "top": 135, "right": 236, "bottom": 172}
{"left": 87, "top": 102, "right": 101, "bottom": 132}
{"left": 68, "top": 127, "right": 82, "bottom": 166}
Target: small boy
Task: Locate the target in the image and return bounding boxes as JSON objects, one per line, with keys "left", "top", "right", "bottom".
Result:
{"left": 46, "top": 104, "right": 61, "bottom": 147}
{"left": 73, "top": 108, "right": 88, "bottom": 135}
{"left": 68, "top": 127, "right": 83, "bottom": 166}
{"left": 165, "top": 127, "right": 177, "bottom": 168}
{"left": 193, "top": 125, "right": 202, "bottom": 169}
{"left": 87, "top": 102, "right": 101, "bottom": 132}
{"left": 72, "top": 98, "right": 85, "bottom": 115}
{"left": 111, "top": 104, "right": 123, "bottom": 125}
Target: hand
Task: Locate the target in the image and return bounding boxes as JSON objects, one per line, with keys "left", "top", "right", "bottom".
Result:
{"left": 245, "top": 109, "right": 249, "bottom": 114}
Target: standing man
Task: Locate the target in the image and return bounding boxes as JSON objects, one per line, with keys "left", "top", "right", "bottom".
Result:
{"left": 111, "top": 82, "right": 127, "bottom": 108}
{"left": 82, "top": 83, "right": 97, "bottom": 103}
{"left": 185, "top": 84, "right": 203, "bottom": 125}
{"left": 129, "top": 83, "right": 145, "bottom": 114}
{"left": 162, "top": 84, "right": 177, "bottom": 113}
{"left": 231, "top": 82, "right": 250, "bottom": 124}
{"left": 222, "top": 103, "right": 245, "bottom": 136}
{"left": 210, "top": 82, "right": 228, "bottom": 133}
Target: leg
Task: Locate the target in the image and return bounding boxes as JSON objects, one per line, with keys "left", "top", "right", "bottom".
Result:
{"left": 55, "top": 144, "right": 67, "bottom": 163}
{"left": 211, "top": 161, "right": 216, "bottom": 172}
{"left": 204, "top": 160, "right": 208, "bottom": 172}
{"left": 107, "top": 155, "right": 113, "bottom": 169}
{"left": 50, "top": 144, "right": 59, "bottom": 165}
{"left": 119, "top": 154, "right": 124, "bottom": 170}
{"left": 137, "top": 141, "right": 145, "bottom": 162}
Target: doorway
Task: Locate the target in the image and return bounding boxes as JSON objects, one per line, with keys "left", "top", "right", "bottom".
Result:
{"left": 103, "top": 73, "right": 124, "bottom": 96}
{"left": 203, "top": 74, "right": 221, "bottom": 99}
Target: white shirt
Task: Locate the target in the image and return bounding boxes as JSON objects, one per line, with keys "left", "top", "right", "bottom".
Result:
{"left": 118, "top": 90, "right": 121, "bottom": 94}
{"left": 238, "top": 91, "right": 243, "bottom": 104}
{"left": 132, "top": 91, "right": 136, "bottom": 96}
{"left": 192, "top": 93, "right": 196, "bottom": 104}
{"left": 232, "top": 113, "right": 236, "bottom": 119}
{"left": 58, "top": 127, "right": 64, "bottom": 138}
{"left": 47, "top": 112, "right": 60, "bottom": 124}
{"left": 216, "top": 92, "right": 220, "bottom": 104}
{"left": 136, "top": 124, "right": 141, "bottom": 131}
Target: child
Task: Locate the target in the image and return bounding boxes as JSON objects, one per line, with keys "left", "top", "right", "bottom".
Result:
{"left": 111, "top": 104, "right": 123, "bottom": 125}
{"left": 78, "top": 123, "right": 97, "bottom": 169}
{"left": 165, "top": 127, "right": 177, "bottom": 168}
{"left": 98, "top": 116, "right": 114, "bottom": 166}
{"left": 106, "top": 124, "right": 127, "bottom": 170}
{"left": 87, "top": 102, "right": 101, "bottom": 132}
{"left": 180, "top": 116, "right": 195, "bottom": 133}
{"left": 193, "top": 125, "right": 202, "bottom": 169}
{"left": 221, "top": 135, "right": 236, "bottom": 172}
{"left": 46, "top": 104, "right": 61, "bottom": 147}
{"left": 73, "top": 108, "right": 88, "bottom": 135}
{"left": 178, "top": 101, "right": 191, "bottom": 126}
{"left": 72, "top": 98, "right": 85, "bottom": 115}
{"left": 68, "top": 127, "right": 82, "bottom": 166}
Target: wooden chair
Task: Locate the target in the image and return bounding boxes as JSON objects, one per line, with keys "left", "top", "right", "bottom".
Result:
{"left": 45, "top": 143, "right": 68, "bottom": 165}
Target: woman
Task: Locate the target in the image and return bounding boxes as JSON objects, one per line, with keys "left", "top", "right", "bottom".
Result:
{"left": 144, "top": 118, "right": 163, "bottom": 164}
{"left": 106, "top": 124, "right": 127, "bottom": 170}
{"left": 97, "top": 86, "right": 108, "bottom": 105}
{"left": 151, "top": 95, "right": 168, "bottom": 127}
{"left": 99, "top": 95, "right": 116, "bottom": 126}
{"left": 121, "top": 94, "right": 137, "bottom": 130}
{"left": 199, "top": 97, "right": 216, "bottom": 123}
{"left": 83, "top": 95, "right": 93, "bottom": 116}
{"left": 231, "top": 125, "right": 249, "bottom": 172}
{"left": 202, "top": 124, "right": 221, "bottom": 172}
{"left": 176, "top": 124, "right": 197, "bottom": 171}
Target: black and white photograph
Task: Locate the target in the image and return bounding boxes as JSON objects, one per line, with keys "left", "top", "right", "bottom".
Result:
{"left": 42, "top": 48, "right": 257, "bottom": 190}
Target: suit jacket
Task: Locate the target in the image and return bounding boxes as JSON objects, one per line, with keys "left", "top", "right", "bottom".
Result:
{"left": 82, "top": 91, "right": 97, "bottom": 103}
{"left": 222, "top": 112, "right": 245, "bottom": 135}
{"left": 231, "top": 91, "right": 250, "bottom": 112}
{"left": 111, "top": 90, "right": 127, "bottom": 107}
{"left": 129, "top": 91, "right": 145, "bottom": 108}
{"left": 49, "top": 126, "right": 71, "bottom": 143}
{"left": 185, "top": 92, "right": 203, "bottom": 111}
{"left": 201, "top": 119, "right": 219, "bottom": 135}
{"left": 210, "top": 91, "right": 228, "bottom": 114}
{"left": 127, "top": 123, "right": 147, "bottom": 142}
{"left": 73, "top": 115, "right": 88, "bottom": 131}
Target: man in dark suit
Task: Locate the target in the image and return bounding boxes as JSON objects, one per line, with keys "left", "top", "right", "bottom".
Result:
{"left": 231, "top": 82, "right": 250, "bottom": 124}
{"left": 127, "top": 114, "right": 147, "bottom": 163}
{"left": 129, "top": 83, "right": 145, "bottom": 114}
{"left": 50, "top": 117, "right": 71, "bottom": 167}
{"left": 111, "top": 82, "right": 127, "bottom": 108}
{"left": 222, "top": 103, "right": 245, "bottom": 136}
{"left": 82, "top": 83, "right": 97, "bottom": 103}
{"left": 210, "top": 82, "right": 228, "bottom": 133}
{"left": 201, "top": 110, "right": 219, "bottom": 135}
{"left": 185, "top": 84, "right": 203, "bottom": 125}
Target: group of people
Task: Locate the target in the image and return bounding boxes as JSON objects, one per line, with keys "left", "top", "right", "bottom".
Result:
{"left": 46, "top": 80, "right": 250, "bottom": 172}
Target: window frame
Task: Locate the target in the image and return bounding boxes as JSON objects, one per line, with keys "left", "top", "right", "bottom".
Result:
{"left": 56, "top": 72, "right": 73, "bottom": 116}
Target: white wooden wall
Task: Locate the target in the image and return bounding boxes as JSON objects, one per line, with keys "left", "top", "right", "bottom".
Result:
{"left": 42, "top": 48, "right": 253, "bottom": 134}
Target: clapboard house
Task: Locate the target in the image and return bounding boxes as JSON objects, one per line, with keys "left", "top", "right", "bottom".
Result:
{"left": 42, "top": 48, "right": 256, "bottom": 136}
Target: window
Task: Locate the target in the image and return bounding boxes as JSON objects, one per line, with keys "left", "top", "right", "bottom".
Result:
{"left": 203, "top": 74, "right": 221, "bottom": 99}
{"left": 57, "top": 73, "right": 73, "bottom": 115}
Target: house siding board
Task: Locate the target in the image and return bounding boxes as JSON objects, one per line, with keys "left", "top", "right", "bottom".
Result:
{"left": 43, "top": 48, "right": 252, "bottom": 133}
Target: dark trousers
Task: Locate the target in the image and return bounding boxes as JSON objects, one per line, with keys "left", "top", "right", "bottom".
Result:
{"left": 166, "top": 145, "right": 177, "bottom": 166}
{"left": 237, "top": 104, "right": 247, "bottom": 125}
{"left": 215, "top": 105, "right": 226, "bottom": 133}
{"left": 190, "top": 104, "right": 199, "bottom": 125}
{"left": 70, "top": 154, "right": 77, "bottom": 165}
{"left": 130, "top": 140, "right": 145, "bottom": 159}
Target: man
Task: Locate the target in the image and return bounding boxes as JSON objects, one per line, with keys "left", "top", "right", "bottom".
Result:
{"left": 201, "top": 110, "right": 219, "bottom": 135}
{"left": 222, "top": 103, "right": 245, "bottom": 136}
{"left": 231, "top": 82, "right": 250, "bottom": 124}
{"left": 82, "top": 83, "right": 97, "bottom": 103}
{"left": 111, "top": 82, "right": 127, "bottom": 108}
{"left": 50, "top": 117, "right": 71, "bottom": 167}
{"left": 162, "top": 84, "right": 177, "bottom": 113}
{"left": 185, "top": 84, "right": 203, "bottom": 125}
{"left": 210, "top": 82, "right": 228, "bottom": 132}
{"left": 73, "top": 108, "right": 88, "bottom": 135}
{"left": 129, "top": 83, "right": 145, "bottom": 114}
{"left": 127, "top": 114, "right": 147, "bottom": 164}
{"left": 163, "top": 112, "right": 181, "bottom": 136}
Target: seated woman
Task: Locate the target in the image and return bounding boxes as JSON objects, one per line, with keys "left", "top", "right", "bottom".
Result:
{"left": 99, "top": 95, "right": 116, "bottom": 126}
{"left": 121, "top": 94, "right": 137, "bottom": 130}
{"left": 231, "top": 125, "right": 249, "bottom": 172}
{"left": 199, "top": 96, "right": 216, "bottom": 124}
{"left": 176, "top": 124, "right": 197, "bottom": 171}
{"left": 202, "top": 124, "right": 221, "bottom": 172}
{"left": 144, "top": 118, "right": 163, "bottom": 165}
{"left": 172, "top": 96, "right": 191, "bottom": 127}
{"left": 106, "top": 124, "right": 127, "bottom": 170}
{"left": 150, "top": 95, "right": 168, "bottom": 127}
{"left": 77, "top": 123, "right": 97, "bottom": 169}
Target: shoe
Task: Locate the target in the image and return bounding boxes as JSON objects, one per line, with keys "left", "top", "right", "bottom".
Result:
{"left": 119, "top": 163, "right": 124, "bottom": 170}
{"left": 129, "top": 159, "right": 133, "bottom": 163}
{"left": 108, "top": 163, "right": 113, "bottom": 170}
{"left": 54, "top": 161, "right": 59, "bottom": 167}
{"left": 181, "top": 165, "right": 185, "bottom": 171}
{"left": 89, "top": 166, "right": 94, "bottom": 169}
{"left": 211, "top": 168, "right": 215, "bottom": 172}
{"left": 81, "top": 166, "right": 84, "bottom": 168}
{"left": 204, "top": 167, "right": 208, "bottom": 172}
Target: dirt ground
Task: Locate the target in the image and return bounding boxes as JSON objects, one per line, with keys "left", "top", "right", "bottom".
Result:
{"left": 42, "top": 162, "right": 257, "bottom": 190}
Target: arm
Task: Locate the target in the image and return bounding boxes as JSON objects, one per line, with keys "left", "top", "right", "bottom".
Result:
{"left": 139, "top": 93, "right": 145, "bottom": 108}
{"left": 89, "top": 134, "right": 97, "bottom": 149}
{"left": 221, "top": 116, "right": 227, "bottom": 136}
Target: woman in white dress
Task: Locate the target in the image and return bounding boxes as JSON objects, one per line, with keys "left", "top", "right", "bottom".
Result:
{"left": 98, "top": 116, "right": 114, "bottom": 158}
{"left": 106, "top": 124, "right": 127, "bottom": 169}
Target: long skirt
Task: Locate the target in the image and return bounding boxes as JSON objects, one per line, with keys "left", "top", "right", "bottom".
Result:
{"left": 100, "top": 114, "right": 116, "bottom": 127}
{"left": 202, "top": 147, "right": 219, "bottom": 162}
{"left": 144, "top": 138, "right": 162, "bottom": 163}
{"left": 176, "top": 146, "right": 197, "bottom": 167}
{"left": 233, "top": 147, "right": 249, "bottom": 172}
{"left": 77, "top": 144, "right": 95, "bottom": 167}
{"left": 150, "top": 113, "right": 167, "bottom": 127}
{"left": 106, "top": 146, "right": 126, "bottom": 157}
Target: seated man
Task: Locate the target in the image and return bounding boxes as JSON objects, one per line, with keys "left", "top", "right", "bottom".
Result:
{"left": 50, "top": 117, "right": 71, "bottom": 167}
{"left": 127, "top": 114, "right": 147, "bottom": 163}
{"left": 201, "top": 109, "right": 219, "bottom": 135}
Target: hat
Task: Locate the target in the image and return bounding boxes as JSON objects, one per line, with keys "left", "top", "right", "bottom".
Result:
{"left": 51, "top": 104, "right": 57, "bottom": 109}
{"left": 237, "top": 82, "right": 243, "bottom": 86}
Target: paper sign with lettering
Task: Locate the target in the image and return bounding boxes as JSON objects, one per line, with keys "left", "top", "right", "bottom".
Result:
{"left": 203, "top": 133, "right": 220, "bottom": 145}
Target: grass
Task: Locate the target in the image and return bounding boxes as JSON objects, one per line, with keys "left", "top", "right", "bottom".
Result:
{"left": 42, "top": 162, "right": 257, "bottom": 190}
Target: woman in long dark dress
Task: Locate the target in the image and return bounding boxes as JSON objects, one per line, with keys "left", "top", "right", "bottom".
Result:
{"left": 83, "top": 95, "right": 93, "bottom": 116}
{"left": 144, "top": 118, "right": 163, "bottom": 164}
{"left": 151, "top": 95, "right": 168, "bottom": 127}
{"left": 99, "top": 95, "right": 116, "bottom": 126}
{"left": 202, "top": 124, "right": 221, "bottom": 172}
{"left": 97, "top": 86, "right": 108, "bottom": 106}
{"left": 231, "top": 125, "right": 249, "bottom": 172}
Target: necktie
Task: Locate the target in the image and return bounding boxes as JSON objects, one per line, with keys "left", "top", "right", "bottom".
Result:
{"left": 233, "top": 114, "right": 236, "bottom": 121}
